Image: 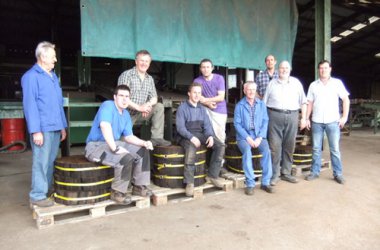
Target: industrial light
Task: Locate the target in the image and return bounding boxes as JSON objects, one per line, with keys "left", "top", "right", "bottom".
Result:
{"left": 339, "top": 30, "right": 354, "bottom": 37}
{"left": 368, "top": 16, "right": 380, "bottom": 24}
{"left": 375, "top": 53, "right": 380, "bottom": 58}
{"left": 331, "top": 36, "right": 342, "bottom": 42}
{"left": 351, "top": 23, "right": 366, "bottom": 31}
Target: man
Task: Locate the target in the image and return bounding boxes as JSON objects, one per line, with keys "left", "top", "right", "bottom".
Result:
{"left": 255, "top": 55, "right": 279, "bottom": 99}
{"left": 22, "top": 41, "right": 67, "bottom": 207}
{"left": 85, "top": 85, "right": 154, "bottom": 205}
{"left": 193, "top": 59, "right": 227, "bottom": 144}
{"left": 305, "top": 60, "right": 350, "bottom": 184}
{"left": 234, "top": 82, "right": 273, "bottom": 195}
{"left": 176, "top": 83, "right": 225, "bottom": 197}
{"left": 117, "top": 50, "right": 171, "bottom": 147}
{"left": 263, "top": 61, "right": 307, "bottom": 185}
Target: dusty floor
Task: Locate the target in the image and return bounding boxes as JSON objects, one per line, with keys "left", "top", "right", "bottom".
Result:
{"left": 0, "top": 129, "right": 379, "bottom": 250}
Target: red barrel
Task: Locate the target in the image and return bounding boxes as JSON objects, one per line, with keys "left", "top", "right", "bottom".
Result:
{"left": 1, "top": 118, "right": 26, "bottom": 151}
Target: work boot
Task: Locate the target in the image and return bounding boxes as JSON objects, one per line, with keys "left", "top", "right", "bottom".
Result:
{"left": 280, "top": 174, "right": 298, "bottom": 183}
{"left": 30, "top": 198, "right": 54, "bottom": 207}
{"left": 132, "top": 185, "right": 153, "bottom": 197}
{"left": 219, "top": 167, "right": 229, "bottom": 177}
{"left": 260, "top": 185, "right": 274, "bottom": 193}
{"left": 110, "top": 190, "right": 132, "bottom": 205}
{"left": 245, "top": 187, "right": 254, "bottom": 196}
{"left": 305, "top": 173, "right": 319, "bottom": 181}
{"left": 334, "top": 175, "right": 345, "bottom": 184}
{"left": 185, "top": 183, "right": 194, "bottom": 197}
{"left": 270, "top": 177, "right": 280, "bottom": 186}
{"left": 208, "top": 177, "right": 225, "bottom": 189}
{"left": 150, "top": 138, "right": 172, "bottom": 147}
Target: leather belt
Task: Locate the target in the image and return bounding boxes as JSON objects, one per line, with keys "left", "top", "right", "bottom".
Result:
{"left": 268, "top": 107, "right": 298, "bottom": 114}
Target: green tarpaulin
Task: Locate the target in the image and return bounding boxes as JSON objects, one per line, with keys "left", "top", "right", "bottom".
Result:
{"left": 81, "top": 0, "right": 298, "bottom": 69}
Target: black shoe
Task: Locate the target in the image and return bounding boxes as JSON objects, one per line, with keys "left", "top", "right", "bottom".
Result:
{"left": 245, "top": 187, "right": 254, "bottom": 196}
{"left": 111, "top": 190, "right": 132, "bottom": 205}
{"left": 150, "top": 138, "right": 172, "bottom": 147}
{"left": 132, "top": 185, "right": 153, "bottom": 197}
{"left": 280, "top": 175, "right": 298, "bottom": 183}
{"left": 260, "top": 185, "right": 274, "bottom": 193}
{"left": 305, "top": 173, "right": 319, "bottom": 181}
{"left": 334, "top": 175, "right": 345, "bottom": 184}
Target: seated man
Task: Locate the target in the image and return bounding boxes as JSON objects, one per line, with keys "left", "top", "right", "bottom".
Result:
{"left": 234, "top": 81, "right": 273, "bottom": 195}
{"left": 117, "top": 49, "right": 171, "bottom": 147}
{"left": 176, "top": 83, "right": 225, "bottom": 197}
{"left": 85, "top": 85, "right": 154, "bottom": 205}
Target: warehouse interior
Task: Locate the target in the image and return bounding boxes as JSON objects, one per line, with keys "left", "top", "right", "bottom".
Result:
{"left": 0, "top": 0, "right": 379, "bottom": 249}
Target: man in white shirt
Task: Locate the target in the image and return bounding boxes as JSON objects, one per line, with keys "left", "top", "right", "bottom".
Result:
{"left": 263, "top": 61, "right": 307, "bottom": 185}
{"left": 305, "top": 60, "right": 350, "bottom": 184}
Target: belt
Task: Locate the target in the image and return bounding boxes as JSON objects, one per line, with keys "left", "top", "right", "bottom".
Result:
{"left": 268, "top": 107, "right": 298, "bottom": 114}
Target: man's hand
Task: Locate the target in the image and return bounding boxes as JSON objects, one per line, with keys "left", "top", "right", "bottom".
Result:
{"left": 32, "top": 132, "right": 44, "bottom": 146}
{"left": 206, "top": 102, "right": 217, "bottom": 109}
{"left": 299, "top": 118, "right": 307, "bottom": 130}
{"left": 60, "top": 129, "right": 67, "bottom": 142}
{"left": 339, "top": 116, "right": 348, "bottom": 129}
{"left": 139, "top": 103, "right": 152, "bottom": 114}
{"left": 305, "top": 119, "right": 311, "bottom": 130}
{"left": 190, "top": 137, "right": 201, "bottom": 148}
{"left": 115, "top": 146, "right": 129, "bottom": 155}
{"left": 206, "top": 136, "right": 214, "bottom": 148}
{"left": 246, "top": 136, "right": 256, "bottom": 148}
{"left": 144, "top": 141, "right": 154, "bottom": 150}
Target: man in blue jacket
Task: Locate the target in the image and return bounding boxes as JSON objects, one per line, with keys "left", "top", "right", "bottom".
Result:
{"left": 22, "top": 41, "right": 67, "bottom": 207}
{"left": 176, "top": 83, "right": 225, "bottom": 196}
{"left": 234, "top": 81, "right": 273, "bottom": 195}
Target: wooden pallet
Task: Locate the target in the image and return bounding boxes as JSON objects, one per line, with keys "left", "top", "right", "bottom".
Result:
{"left": 291, "top": 160, "right": 331, "bottom": 176}
{"left": 221, "top": 172, "right": 262, "bottom": 189}
{"left": 31, "top": 195, "right": 150, "bottom": 229}
{"left": 150, "top": 179, "right": 233, "bottom": 206}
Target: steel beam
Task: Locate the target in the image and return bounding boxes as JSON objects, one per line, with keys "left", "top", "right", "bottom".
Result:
{"left": 315, "top": 0, "right": 331, "bottom": 78}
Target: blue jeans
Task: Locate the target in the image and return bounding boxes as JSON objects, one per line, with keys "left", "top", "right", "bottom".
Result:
{"left": 29, "top": 131, "right": 61, "bottom": 201}
{"left": 311, "top": 122, "right": 343, "bottom": 177}
{"left": 237, "top": 136, "right": 272, "bottom": 187}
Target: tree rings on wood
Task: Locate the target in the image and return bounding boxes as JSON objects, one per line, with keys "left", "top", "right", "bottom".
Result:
{"left": 152, "top": 145, "right": 207, "bottom": 188}
{"left": 54, "top": 155, "right": 114, "bottom": 205}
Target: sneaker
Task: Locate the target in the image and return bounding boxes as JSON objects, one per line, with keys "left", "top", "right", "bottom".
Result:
{"left": 208, "top": 177, "right": 225, "bottom": 188}
{"left": 305, "top": 173, "right": 319, "bottom": 181}
{"left": 260, "top": 185, "right": 274, "bottom": 193}
{"left": 334, "top": 175, "right": 345, "bottom": 184}
{"left": 245, "top": 187, "right": 255, "bottom": 196}
{"left": 110, "top": 190, "right": 132, "bottom": 205}
{"left": 270, "top": 177, "right": 280, "bottom": 186}
{"left": 132, "top": 185, "right": 153, "bottom": 197}
{"left": 150, "top": 138, "right": 172, "bottom": 147}
{"left": 185, "top": 183, "right": 194, "bottom": 197}
{"left": 30, "top": 198, "right": 54, "bottom": 207}
{"left": 280, "top": 175, "right": 298, "bottom": 183}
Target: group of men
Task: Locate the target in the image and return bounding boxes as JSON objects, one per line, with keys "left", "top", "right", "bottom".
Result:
{"left": 22, "top": 41, "right": 349, "bottom": 207}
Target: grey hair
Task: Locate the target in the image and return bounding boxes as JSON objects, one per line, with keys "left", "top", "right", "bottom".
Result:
{"left": 35, "top": 41, "right": 55, "bottom": 60}
{"left": 279, "top": 60, "right": 292, "bottom": 70}
{"left": 243, "top": 81, "right": 257, "bottom": 89}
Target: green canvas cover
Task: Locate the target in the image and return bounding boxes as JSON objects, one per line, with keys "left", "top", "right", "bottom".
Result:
{"left": 81, "top": 0, "right": 298, "bottom": 69}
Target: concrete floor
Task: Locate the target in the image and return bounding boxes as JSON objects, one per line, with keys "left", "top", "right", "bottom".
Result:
{"left": 0, "top": 129, "right": 379, "bottom": 250}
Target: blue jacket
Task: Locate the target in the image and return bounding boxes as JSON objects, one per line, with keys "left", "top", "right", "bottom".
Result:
{"left": 176, "top": 100, "right": 214, "bottom": 140}
{"left": 234, "top": 97, "right": 268, "bottom": 141}
{"left": 21, "top": 64, "right": 67, "bottom": 133}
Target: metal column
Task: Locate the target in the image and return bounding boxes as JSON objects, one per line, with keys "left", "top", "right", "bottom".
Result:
{"left": 315, "top": 0, "right": 331, "bottom": 78}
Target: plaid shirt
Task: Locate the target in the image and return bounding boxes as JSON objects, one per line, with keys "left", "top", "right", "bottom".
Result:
{"left": 249, "top": 102, "right": 256, "bottom": 130}
{"left": 255, "top": 69, "right": 279, "bottom": 97}
{"left": 117, "top": 67, "right": 157, "bottom": 115}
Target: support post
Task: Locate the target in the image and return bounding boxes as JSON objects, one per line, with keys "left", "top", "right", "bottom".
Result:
{"left": 315, "top": 0, "right": 331, "bottom": 78}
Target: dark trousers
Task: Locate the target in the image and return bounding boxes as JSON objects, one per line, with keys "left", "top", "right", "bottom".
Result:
{"left": 179, "top": 133, "right": 225, "bottom": 184}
